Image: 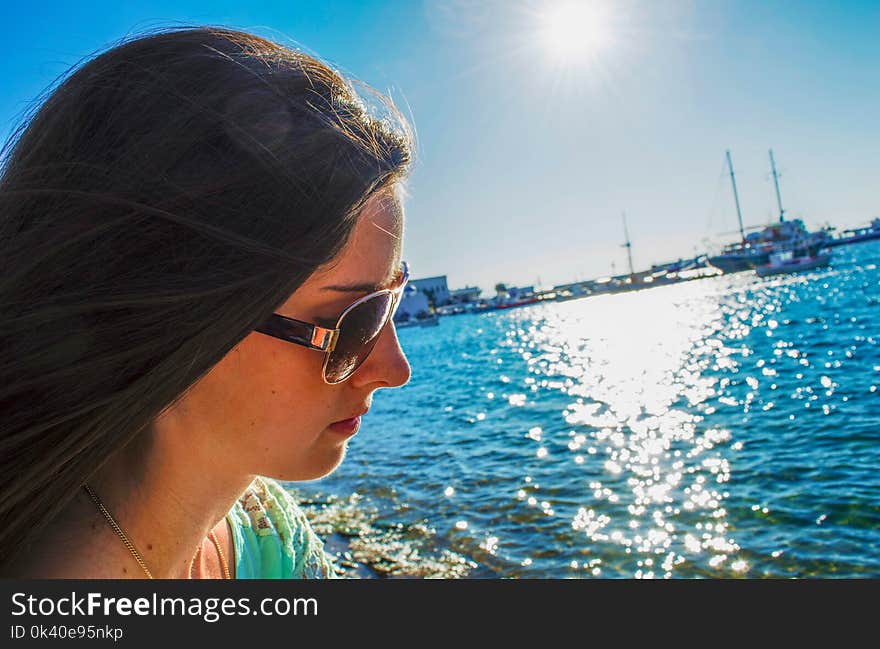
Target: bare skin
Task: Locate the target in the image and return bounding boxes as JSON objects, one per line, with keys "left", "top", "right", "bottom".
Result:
{"left": 11, "top": 188, "right": 411, "bottom": 578}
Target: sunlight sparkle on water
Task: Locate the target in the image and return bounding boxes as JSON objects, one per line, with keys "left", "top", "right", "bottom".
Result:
{"left": 503, "top": 282, "right": 743, "bottom": 576}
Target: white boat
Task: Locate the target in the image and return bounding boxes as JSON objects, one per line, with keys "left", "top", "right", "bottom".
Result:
{"left": 707, "top": 150, "right": 830, "bottom": 273}
{"left": 755, "top": 249, "right": 832, "bottom": 277}
{"left": 394, "top": 312, "right": 439, "bottom": 328}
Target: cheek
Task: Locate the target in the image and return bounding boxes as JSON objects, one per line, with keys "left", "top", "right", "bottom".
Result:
{"left": 188, "top": 335, "right": 346, "bottom": 478}
{"left": 232, "top": 335, "right": 333, "bottom": 430}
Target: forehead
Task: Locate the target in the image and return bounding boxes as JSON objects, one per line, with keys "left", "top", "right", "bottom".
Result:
{"left": 323, "top": 189, "right": 403, "bottom": 280}
{"left": 283, "top": 190, "right": 405, "bottom": 308}
{"left": 340, "top": 190, "right": 402, "bottom": 267}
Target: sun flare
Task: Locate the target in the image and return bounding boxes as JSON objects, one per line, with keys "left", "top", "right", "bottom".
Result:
{"left": 539, "top": 1, "right": 611, "bottom": 64}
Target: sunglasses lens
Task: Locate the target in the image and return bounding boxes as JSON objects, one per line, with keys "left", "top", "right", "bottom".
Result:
{"left": 324, "top": 292, "right": 394, "bottom": 383}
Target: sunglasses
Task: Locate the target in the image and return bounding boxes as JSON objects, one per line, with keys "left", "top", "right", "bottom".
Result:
{"left": 254, "top": 262, "right": 409, "bottom": 384}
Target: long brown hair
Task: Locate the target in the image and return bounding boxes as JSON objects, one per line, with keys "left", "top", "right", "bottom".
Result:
{"left": 0, "top": 27, "right": 411, "bottom": 571}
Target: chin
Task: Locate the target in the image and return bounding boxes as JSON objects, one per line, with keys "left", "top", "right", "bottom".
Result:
{"left": 273, "top": 446, "right": 347, "bottom": 482}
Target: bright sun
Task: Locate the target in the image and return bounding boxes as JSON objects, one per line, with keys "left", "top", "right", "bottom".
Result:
{"left": 539, "top": 1, "right": 611, "bottom": 63}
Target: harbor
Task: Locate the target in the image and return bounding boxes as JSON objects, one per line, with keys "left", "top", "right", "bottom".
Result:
{"left": 396, "top": 149, "right": 878, "bottom": 328}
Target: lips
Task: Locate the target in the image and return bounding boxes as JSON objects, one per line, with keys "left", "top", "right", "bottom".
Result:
{"left": 327, "top": 416, "right": 361, "bottom": 436}
{"left": 327, "top": 407, "right": 369, "bottom": 436}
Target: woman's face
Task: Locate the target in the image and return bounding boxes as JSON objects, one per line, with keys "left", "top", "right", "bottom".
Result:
{"left": 170, "top": 188, "right": 411, "bottom": 481}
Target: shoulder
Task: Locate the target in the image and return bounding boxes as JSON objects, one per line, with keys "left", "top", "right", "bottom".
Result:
{"left": 228, "top": 477, "right": 337, "bottom": 579}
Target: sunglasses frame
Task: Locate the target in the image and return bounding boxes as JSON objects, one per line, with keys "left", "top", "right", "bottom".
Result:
{"left": 254, "top": 262, "right": 409, "bottom": 384}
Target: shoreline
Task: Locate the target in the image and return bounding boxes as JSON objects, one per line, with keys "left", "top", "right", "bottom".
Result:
{"left": 291, "top": 488, "right": 480, "bottom": 579}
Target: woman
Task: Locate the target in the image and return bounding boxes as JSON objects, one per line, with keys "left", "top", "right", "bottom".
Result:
{"left": 0, "top": 27, "right": 413, "bottom": 578}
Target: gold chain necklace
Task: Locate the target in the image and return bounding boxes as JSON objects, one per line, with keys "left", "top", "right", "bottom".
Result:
{"left": 82, "top": 483, "right": 231, "bottom": 579}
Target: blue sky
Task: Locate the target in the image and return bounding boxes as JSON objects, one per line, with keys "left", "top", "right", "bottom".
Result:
{"left": 2, "top": 1, "right": 878, "bottom": 293}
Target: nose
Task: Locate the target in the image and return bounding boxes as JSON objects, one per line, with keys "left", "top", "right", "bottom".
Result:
{"left": 348, "top": 321, "right": 411, "bottom": 389}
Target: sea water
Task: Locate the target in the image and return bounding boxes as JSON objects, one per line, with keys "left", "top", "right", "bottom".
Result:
{"left": 295, "top": 241, "right": 879, "bottom": 578}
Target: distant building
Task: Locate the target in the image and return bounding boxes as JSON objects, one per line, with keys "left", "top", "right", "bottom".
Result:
{"left": 395, "top": 285, "right": 431, "bottom": 323}
{"left": 448, "top": 286, "right": 482, "bottom": 304}
{"left": 408, "top": 275, "right": 450, "bottom": 306}
{"left": 506, "top": 285, "right": 535, "bottom": 299}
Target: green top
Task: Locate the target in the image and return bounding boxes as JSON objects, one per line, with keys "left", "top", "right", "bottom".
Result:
{"left": 226, "top": 476, "right": 336, "bottom": 579}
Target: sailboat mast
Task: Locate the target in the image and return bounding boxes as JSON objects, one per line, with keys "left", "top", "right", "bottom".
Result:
{"left": 769, "top": 148, "right": 785, "bottom": 223}
{"left": 726, "top": 150, "right": 746, "bottom": 242}
{"left": 622, "top": 212, "right": 634, "bottom": 277}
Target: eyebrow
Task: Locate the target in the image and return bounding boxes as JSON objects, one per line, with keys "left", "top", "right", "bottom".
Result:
{"left": 320, "top": 267, "right": 405, "bottom": 294}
